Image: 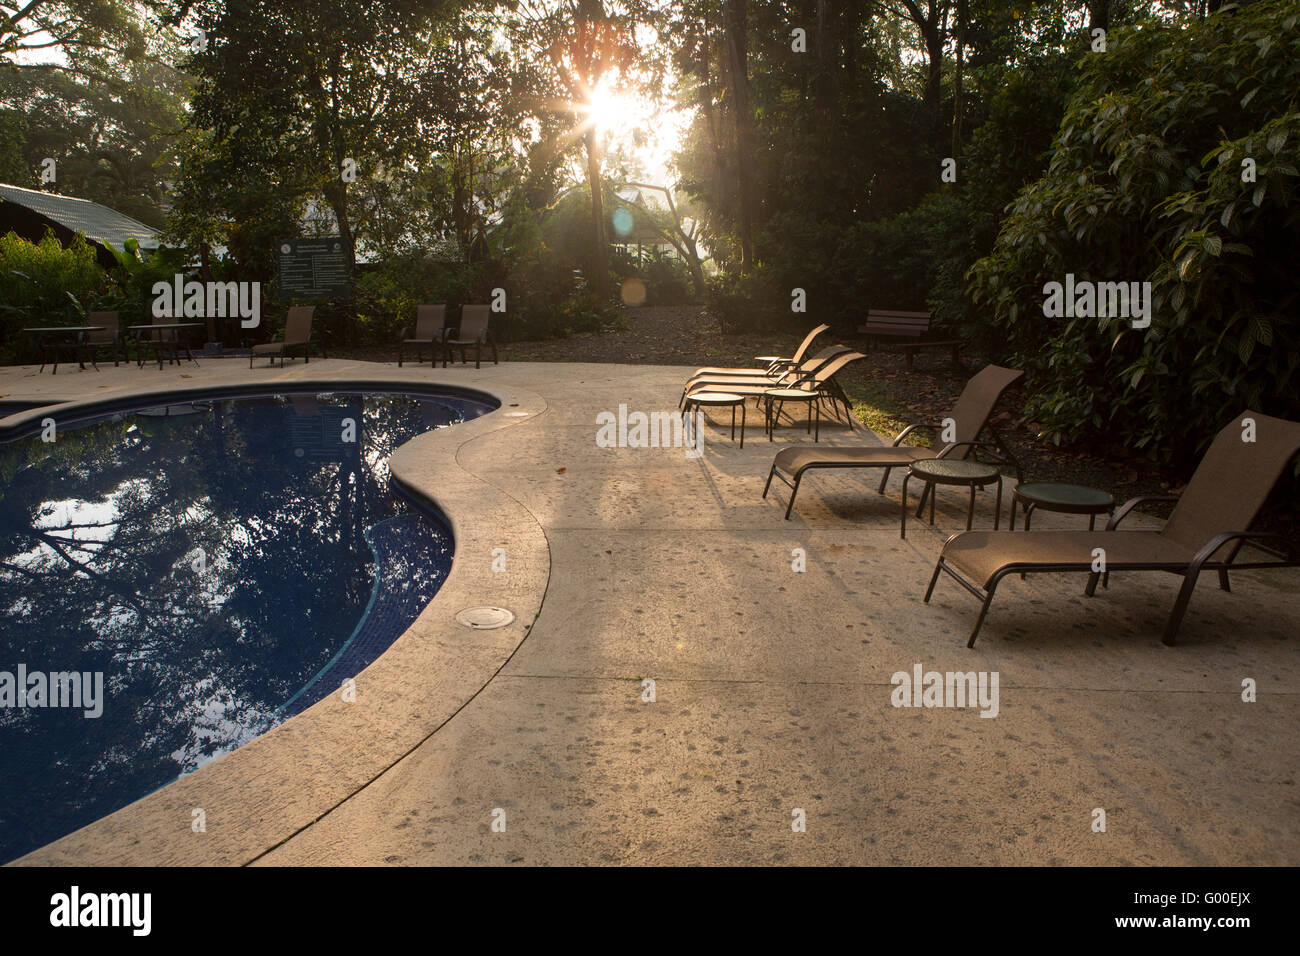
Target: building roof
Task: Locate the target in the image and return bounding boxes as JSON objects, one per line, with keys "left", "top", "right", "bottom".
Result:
{"left": 0, "top": 182, "right": 160, "bottom": 250}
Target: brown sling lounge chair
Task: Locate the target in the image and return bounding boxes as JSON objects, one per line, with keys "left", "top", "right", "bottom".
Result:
{"left": 251, "top": 306, "right": 318, "bottom": 368}
{"left": 443, "top": 304, "right": 498, "bottom": 368}
{"left": 763, "top": 364, "right": 1023, "bottom": 519}
{"left": 680, "top": 344, "right": 854, "bottom": 408}
{"left": 687, "top": 350, "right": 867, "bottom": 420}
{"left": 688, "top": 324, "right": 830, "bottom": 379}
{"left": 925, "top": 411, "right": 1300, "bottom": 647}
{"left": 397, "top": 305, "right": 447, "bottom": 367}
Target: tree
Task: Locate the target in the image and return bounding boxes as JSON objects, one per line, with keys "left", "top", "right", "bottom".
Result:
{"left": 170, "top": 0, "right": 450, "bottom": 273}
{"left": 0, "top": 0, "right": 149, "bottom": 60}
{"left": 721, "top": 0, "right": 755, "bottom": 267}
{"left": 968, "top": 0, "right": 1300, "bottom": 461}
{"left": 509, "top": 0, "right": 644, "bottom": 299}
{"left": 617, "top": 180, "right": 707, "bottom": 292}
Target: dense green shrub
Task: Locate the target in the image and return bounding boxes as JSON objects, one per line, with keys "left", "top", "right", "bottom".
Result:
{"left": 705, "top": 266, "right": 788, "bottom": 334}
{"left": 353, "top": 255, "right": 479, "bottom": 344}
{"left": 610, "top": 249, "right": 695, "bottom": 307}
{"left": 641, "top": 255, "right": 693, "bottom": 306}
{"left": 99, "top": 238, "right": 190, "bottom": 328}
{"left": 826, "top": 61, "right": 1075, "bottom": 340}
{"left": 0, "top": 231, "right": 109, "bottom": 363}
{"left": 968, "top": 2, "right": 1300, "bottom": 463}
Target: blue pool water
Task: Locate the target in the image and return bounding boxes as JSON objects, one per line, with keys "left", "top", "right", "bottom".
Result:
{"left": 0, "top": 388, "right": 494, "bottom": 862}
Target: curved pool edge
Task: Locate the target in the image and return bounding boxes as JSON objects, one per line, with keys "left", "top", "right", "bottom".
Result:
{"left": 6, "top": 361, "right": 550, "bottom": 866}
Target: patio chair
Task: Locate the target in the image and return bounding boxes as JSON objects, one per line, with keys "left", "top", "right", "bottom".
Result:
{"left": 136, "top": 315, "right": 175, "bottom": 369}
{"left": 688, "top": 324, "right": 830, "bottom": 379}
{"left": 925, "top": 410, "right": 1300, "bottom": 647}
{"left": 443, "top": 304, "right": 498, "bottom": 369}
{"left": 680, "top": 344, "right": 855, "bottom": 408}
{"left": 79, "top": 311, "right": 122, "bottom": 367}
{"left": 251, "top": 306, "right": 317, "bottom": 368}
{"left": 397, "top": 305, "right": 447, "bottom": 367}
{"left": 762, "top": 364, "right": 1023, "bottom": 519}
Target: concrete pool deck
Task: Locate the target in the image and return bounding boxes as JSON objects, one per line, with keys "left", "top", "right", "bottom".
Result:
{"left": 2, "top": 357, "right": 1297, "bottom": 866}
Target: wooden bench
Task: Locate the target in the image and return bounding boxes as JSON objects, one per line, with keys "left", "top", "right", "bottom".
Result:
{"left": 857, "top": 309, "right": 961, "bottom": 370}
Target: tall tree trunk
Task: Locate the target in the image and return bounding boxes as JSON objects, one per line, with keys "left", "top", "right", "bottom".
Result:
{"left": 952, "top": 0, "right": 966, "bottom": 158}
{"left": 326, "top": 54, "right": 355, "bottom": 276}
{"left": 903, "top": 1, "right": 947, "bottom": 138}
{"left": 923, "top": 17, "right": 943, "bottom": 121}
{"left": 723, "top": 0, "right": 756, "bottom": 269}
{"left": 1089, "top": 0, "right": 1110, "bottom": 30}
{"left": 582, "top": 128, "right": 610, "bottom": 298}
{"left": 815, "top": 0, "right": 839, "bottom": 131}
{"left": 694, "top": 24, "right": 726, "bottom": 228}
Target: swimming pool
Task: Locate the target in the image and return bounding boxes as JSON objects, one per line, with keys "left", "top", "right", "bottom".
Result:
{"left": 0, "top": 388, "right": 495, "bottom": 862}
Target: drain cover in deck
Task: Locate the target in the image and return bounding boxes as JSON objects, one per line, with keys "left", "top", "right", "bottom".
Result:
{"left": 456, "top": 606, "right": 515, "bottom": 629}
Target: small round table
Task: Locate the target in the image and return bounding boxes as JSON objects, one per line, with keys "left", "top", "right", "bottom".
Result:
{"left": 1010, "top": 482, "right": 1114, "bottom": 531}
{"left": 682, "top": 392, "right": 747, "bottom": 448}
{"left": 764, "top": 388, "right": 820, "bottom": 442}
{"left": 901, "top": 458, "right": 1003, "bottom": 539}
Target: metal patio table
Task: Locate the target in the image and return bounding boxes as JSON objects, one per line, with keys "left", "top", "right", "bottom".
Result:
{"left": 683, "top": 391, "right": 747, "bottom": 448}
{"left": 901, "top": 457, "right": 1004, "bottom": 539}
{"left": 128, "top": 322, "right": 204, "bottom": 370}
{"left": 24, "top": 326, "right": 106, "bottom": 374}
{"left": 763, "top": 387, "right": 821, "bottom": 442}
{"left": 1009, "top": 481, "right": 1115, "bottom": 531}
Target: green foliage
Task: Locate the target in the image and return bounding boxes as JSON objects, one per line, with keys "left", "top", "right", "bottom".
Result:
{"left": 640, "top": 254, "right": 694, "bottom": 306}
{"left": 353, "top": 255, "right": 479, "bottom": 344}
{"left": 0, "top": 231, "right": 108, "bottom": 362}
{"left": 99, "top": 238, "right": 189, "bottom": 328}
{"left": 968, "top": 2, "right": 1300, "bottom": 462}
{"left": 705, "top": 266, "right": 786, "bottom": 335}
{"left": 0, "top": 12, "right": 189, "bottom": 228}
{"left": 821, "top": 57, "right": 1074, "bottom": 334}
{"left": 0, "top": 108, "right": 26, "bottom": 182}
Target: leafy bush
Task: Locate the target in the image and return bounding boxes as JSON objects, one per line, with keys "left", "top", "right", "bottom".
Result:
{"left": 967, "top": 3, "right": 1300, "bottom": 464}
{"left": 0, "top": 231, "right": 109, "bottom": 363}
{"left": 99, "top": 238, "right": 190, "bottom": 329}
{"left": 705, "top": 266, "right": 787, "bottom": 335}
{"left": 826, "top": 61, "right": 1074, "bottom": 341}
{"left": 353, "top": 255, "right": 479, "bottom": 344}
{"left": 642, "top": 254, "right": 693, "bottom": 306}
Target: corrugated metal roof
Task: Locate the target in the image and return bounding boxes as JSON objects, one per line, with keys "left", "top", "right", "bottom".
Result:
{"left": 0, "top": 182, "right": 160, "bottom": 250}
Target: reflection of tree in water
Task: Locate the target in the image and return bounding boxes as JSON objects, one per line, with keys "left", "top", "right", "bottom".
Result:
{"left": 0, "top": 394, "right": 468, "bottom": 862}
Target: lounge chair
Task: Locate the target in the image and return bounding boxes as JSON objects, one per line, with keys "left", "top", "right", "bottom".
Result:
{"left": 397, "top": 305, "right": 447, "bottom": 367}
{"left": 763, "top": 364, "right": 1023, "bottom": 519}
{"left": 688, "top": 324, "right": 830, "bottom": 379}
{"left": 680, "top": 344, "right": 854, "bottom": 407}
{"left": 80, "top": 311, "right": 122, "bottom": 367}
{"left": 251, "top": 306, "right": 318, "bottom": 368}
{"left": 687, "top": 350, "right": 868, "bottom": 421}
{"left": 443, "top": 304, "right": 498, "bottom": 369}
{"left": 925, "top": 411, "right": 1300, "bottom": 647}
